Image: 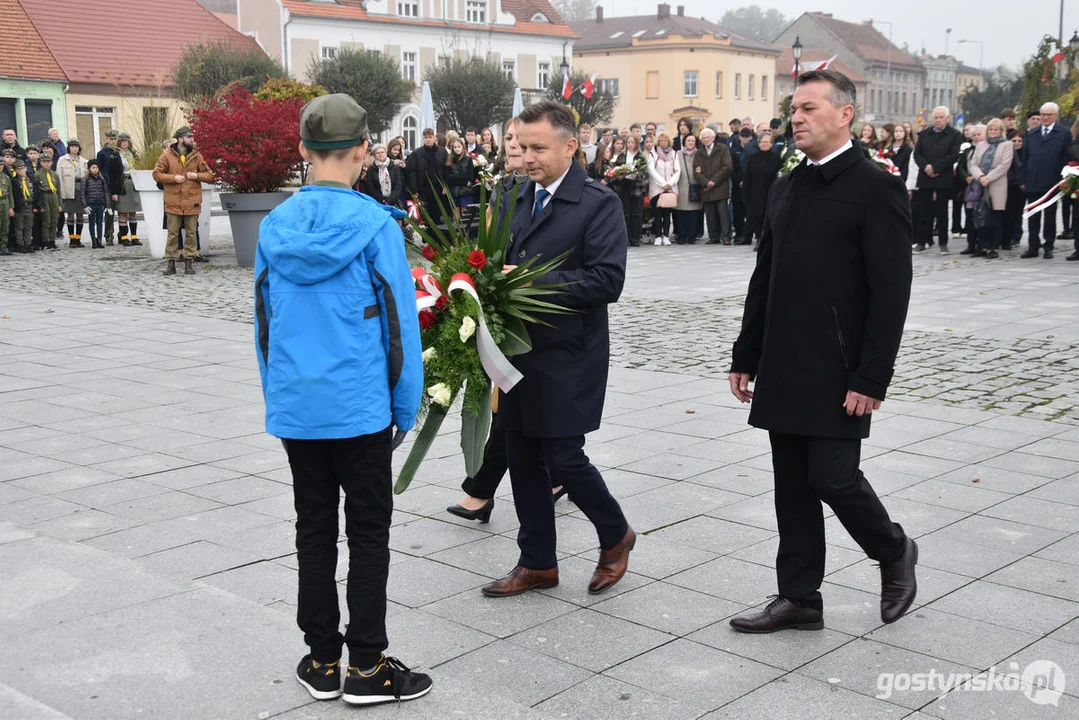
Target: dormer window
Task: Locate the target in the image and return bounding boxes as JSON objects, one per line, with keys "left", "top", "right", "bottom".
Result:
{"left": 530, "top": 12, "right": 549, "bottom": 22}
{"left": 609, "top": 31, "right": 624, "bottom": 39}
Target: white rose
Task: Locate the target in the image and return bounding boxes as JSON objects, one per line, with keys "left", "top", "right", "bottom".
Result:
{"left": 458, "top": 316, "right": 476, "bottom": 342}
{"left": 422, "top": 347, "right": 436, "bottom": 362}
{"left": 427, "top": 383, "right": 452, "bottom": 407}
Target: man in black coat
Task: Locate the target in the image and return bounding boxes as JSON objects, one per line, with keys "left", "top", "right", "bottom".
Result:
{"left": 912, "top": 107, "right": 962, "bottom": 253}
{"left": 482, "top": 101, "right": 634, "bottom": 599}
{"left": 97, "top": 129, "right": 123, "bottom": 246}
{"left": 1021, "top": 101, "right": 1071, "bottom": 259}
{"left": 404, "top": 128, "right": 447, "bottom": 218}
{"left": 728, "top": 70, "right": 917, "bottom": 634}
{"left": 1, "top": 128, "right": 24, "bottom": 160}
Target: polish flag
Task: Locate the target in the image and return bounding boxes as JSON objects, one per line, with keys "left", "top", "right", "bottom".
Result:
{"left": 1052, "top": 51, "right": 1065, "bottom": 63}
{"left": 814, "top": 55, "right": 837, "bottom": 70}
{"left": 581, "top": 74, "right": 597, "bottom": 99}
{"left": 562, "top": 75, "right": 572, "bottom": 100}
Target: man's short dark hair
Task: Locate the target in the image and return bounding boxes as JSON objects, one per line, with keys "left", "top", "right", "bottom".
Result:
{"left": 739, "top": 127, "right": 753, "bottom": 138}
{"left": 629, "top": 123, "right": 641, "bottom": 131}
{"left": 797, "top": 69, "right": 857, "bottom": 110}
{"left": 465, "top": 126, "right": 477, "bottom": 134}
{"left": 770, "top": 118, "right": 782, "bottom": 128}
{"left": 518, "top": 100, "right": 577, "bottom": 138}
{"left": 729, "top": 118, "right": 741, "bottom": 125}
{"left": 1000, "top": 108, "right": 1016, "bottom": 120}
{"left": 422, "top": 128, "right": 435, "bottom": 137}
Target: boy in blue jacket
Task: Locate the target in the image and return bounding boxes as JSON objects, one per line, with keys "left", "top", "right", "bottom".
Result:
{"left": 254, "top": 94, "right": 428, "bottom": 706}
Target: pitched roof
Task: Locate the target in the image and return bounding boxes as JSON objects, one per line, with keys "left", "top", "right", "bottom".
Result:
{"left": 571, "top": 12, "right": 776, "bottom": 53}
{"left": 957, "top": 64, "right": 982, "bottom": 75}
{"left": 281, "top": 0, "right": 575, "bottom": 39}
{"left": 0, "top": 0, "right": 65, "bottom": 82}
{"left": 774, "top": 48, "right": 867, "bottom": 84}
{"left": 806, "top": 12, "right": 923, "bottom": 71}
{"left": 17, "top": 0, "right": 262, "bottom": 87}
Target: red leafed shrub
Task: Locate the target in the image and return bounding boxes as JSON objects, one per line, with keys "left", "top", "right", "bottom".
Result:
{"left": 188, "top": 85, "right": 304, "bottom": 193}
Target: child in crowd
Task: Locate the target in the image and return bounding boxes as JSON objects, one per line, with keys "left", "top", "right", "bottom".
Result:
{"left": 36, "top": 151, "right": 60, "bottom": 250}
{"left": 83, "top": 160, "right": 110, "bottom": 249}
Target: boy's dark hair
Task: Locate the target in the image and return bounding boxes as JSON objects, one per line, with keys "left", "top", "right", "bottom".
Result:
{"left": 1006, "top": 128, "right": 1021, "bottom": 139}
{"left": 307, "top": 143, "right": 366, "bottom": 163}
{"left": 518, "top": 100, "right": 577, "bottom": 139}
{"left": 422, "top": 128, "right": 435, "bottom": 137}
{"left": 629, "top": 122, "right": 641, "bottom": 131}
{"left": 1000, "top": 108, "right": 1016, "bottom": 120}
{"left": 465, "top": 126, "right": 477, "bottom": 134}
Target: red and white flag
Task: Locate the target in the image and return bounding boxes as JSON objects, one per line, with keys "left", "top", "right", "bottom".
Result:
{"left": 814, "top": 55, "right": 837, "bottom": 70}
{"left": 1052, "top": 51, "right": 1065, "bottom": 64}
{"left": 562, "top": 75, "right": 572, "bottom": 100}
{"left": 581, "top": 73, "right": 597, "bottom": 99}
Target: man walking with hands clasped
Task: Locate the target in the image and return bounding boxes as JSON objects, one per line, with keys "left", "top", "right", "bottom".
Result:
{"left": 728, "top": 70, "right": 918, "bottom": 634}
{"left": 254, "top": 94, "right": 430, "bottom": 707}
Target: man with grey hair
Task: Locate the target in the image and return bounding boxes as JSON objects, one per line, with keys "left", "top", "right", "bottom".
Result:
{"left": 912, "top": 106, "right": 962, "bottom": 253}
{"left": 695, "top": 127, "right": 734, "bottom": 243}
{"left": 728, "top": 69, "right": 917, "bottom": 634}
{"left": 1022, "top": 101, "right": 1070, "bottom": 259}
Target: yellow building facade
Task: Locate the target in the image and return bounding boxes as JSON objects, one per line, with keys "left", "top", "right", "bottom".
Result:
{"left": 571, "top": 6, "right": 779, "bottom": 132}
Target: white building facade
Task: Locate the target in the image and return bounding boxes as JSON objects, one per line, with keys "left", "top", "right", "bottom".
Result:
{"left": 237, "top": 0, "right": 576, "bottom": 149}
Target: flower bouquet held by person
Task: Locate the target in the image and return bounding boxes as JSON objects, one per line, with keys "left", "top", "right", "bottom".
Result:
{"left": 604, "top": 155, "right": 647, "bottom": 180}
{"left": 870, "top": 149, "right": 902, "bottom": 176}
{"left": 779, "top": 149, "right": 806, "bottom": 176}
{"left": 393, "top": 186, "right": 574, "bottom": 493}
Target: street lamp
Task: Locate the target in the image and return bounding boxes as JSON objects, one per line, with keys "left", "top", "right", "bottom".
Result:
{"left": 1070, "top": 30, "right": 1079, "bottom": 48}
{"left": 958, "top": 38, "right": 984, "bottom": 88}
{"left": 792, "top": 35, "right": 803, "bottom": 92}
{"left": 560, "top": 41, "right": 570, "bottom": 81}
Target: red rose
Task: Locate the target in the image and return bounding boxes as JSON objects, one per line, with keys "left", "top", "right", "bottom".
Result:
{"left": 418, "top": 309, "right": 437, "bottom": 329}
{"left": 421, "top": 244, "right": 437, "bottom": 261}
{"left": 468, "top": 250, "right": 487, "bottom": 270}
{"left": 435, "top": 295, "right": 450, "bottom": 311}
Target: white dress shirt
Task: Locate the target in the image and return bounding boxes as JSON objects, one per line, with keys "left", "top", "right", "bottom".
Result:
{"left": 534, "top": 163, "right": 573, "bottom": 216}
{"left": 807, "top": 139, "right": 853, "bottom": 166}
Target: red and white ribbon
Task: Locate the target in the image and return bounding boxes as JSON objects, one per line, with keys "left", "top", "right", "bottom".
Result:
{"left": 412, "top": 268, "right": 523, "bottom": 393}
{"left": 1024, "top": 164, "right": 1079, "bottom": 220}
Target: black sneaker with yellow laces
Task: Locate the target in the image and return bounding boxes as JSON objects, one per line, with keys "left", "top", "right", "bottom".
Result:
{"left": 342, "top": 656, "right": 433, "bottom": 706}
{"left": 295, "top": 655, "right": 342, "bottom": 700}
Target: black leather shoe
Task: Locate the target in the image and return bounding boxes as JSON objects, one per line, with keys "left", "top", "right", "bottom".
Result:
{"left": 552, "top": 486, "right": 569, "bottom": 503}
{"left": 446, "top": 498, "right": 494, "bottom": 523}
{"left": 729, "top": 596, "right": 824, "bottom": 633}
{"left": 1044, "top": 250, "right": 1055, "bottom": 259}
{"left": 880, "top": 536, "right": 918, "bottom": 624}
{"left": 1067, "top": 252, "right": 1079, "bottom": 261}
{"left": 1020, "top": 249, "right": 1040, "bottom": 259}
{"left": 959, "top": 247, "right": 976, "bottom": 255}
{"left": 1060, "top": 230, "right": 1075, "bottom": 240}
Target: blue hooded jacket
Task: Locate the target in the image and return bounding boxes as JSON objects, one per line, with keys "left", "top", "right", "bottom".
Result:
{"left": 254, "top": 184, "right": 422, "bottom": 440}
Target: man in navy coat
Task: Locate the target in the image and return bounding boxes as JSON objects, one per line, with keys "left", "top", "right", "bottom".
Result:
{"left": 1021, "top": 102, "right": 1071, "bottom": 259}
{"left": 481, "top": 101, "right": 635, "bottom": 598}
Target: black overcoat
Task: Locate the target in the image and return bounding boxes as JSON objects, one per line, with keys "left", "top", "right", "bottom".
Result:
{"left": 730, "top": 145, "right": 912, "bottom": 439}
{"left": 742, "top": 150, "right": 782, "bottom": 218}
{"left": 499, "top": 161, "right": 628, "bottom": 437}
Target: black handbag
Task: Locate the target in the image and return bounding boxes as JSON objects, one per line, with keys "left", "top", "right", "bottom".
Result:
{"left": 688, "top": 184, "right": 702, "bottom": 202}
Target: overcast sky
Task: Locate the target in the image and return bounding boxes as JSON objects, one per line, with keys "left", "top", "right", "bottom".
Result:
{"left": 612, "top": 0, "right": 1074, "bottom": 71}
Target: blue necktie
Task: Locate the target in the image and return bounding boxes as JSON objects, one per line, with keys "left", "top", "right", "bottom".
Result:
{"left": 532, "top": 188, "right": 549, "bottom": 225}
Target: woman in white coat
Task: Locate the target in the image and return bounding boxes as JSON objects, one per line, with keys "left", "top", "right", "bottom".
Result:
{"left": 968, "top": 118, "right": 1014, "bottom": 259}
{"left": 57, "top": 139, "right": 88, "bottom": 245}
{"left": 646, "top": 133, "right": 680, "bottom": 245}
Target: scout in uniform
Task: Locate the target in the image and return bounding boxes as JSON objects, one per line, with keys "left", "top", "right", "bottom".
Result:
{"left": 36, "top": 151, "right": 61, "bottom": 250}
{"left": 11, "top": 159, "right": 41, "bottom": 253}
{"left": 0, "top": 150, "right": 11, "bottom": 256}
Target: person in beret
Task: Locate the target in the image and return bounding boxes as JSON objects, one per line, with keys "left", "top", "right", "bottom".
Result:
{"left": 253, "top": 94, "right": 429, "bottom": 707}
{"left": 152, "top": 127, "right": 213, "bottom": 274}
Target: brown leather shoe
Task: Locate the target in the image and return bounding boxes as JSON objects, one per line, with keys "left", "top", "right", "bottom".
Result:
{"left": 729, "top": 596, "right": 824, "bottom": 633}
{"left": 481, "top": 566, "right": 558, "bottom": 598}
{"left": 588, "top": 527, "right": 636, "bottom": 594}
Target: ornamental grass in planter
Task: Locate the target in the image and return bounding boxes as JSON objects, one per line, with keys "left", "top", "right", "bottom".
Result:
{"left": 188, "top": 85, "right": 305, "bottom": 267}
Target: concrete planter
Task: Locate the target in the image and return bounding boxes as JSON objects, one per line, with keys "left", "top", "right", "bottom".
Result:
{"left": 130, "top": 171, "right": 166, "bottom": 258}
{"left": 221, "top": 191, "right": 290, "bottom": 268}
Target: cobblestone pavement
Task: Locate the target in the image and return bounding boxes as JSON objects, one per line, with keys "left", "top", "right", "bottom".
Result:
{"left": 5, "top": 226, "right": 1079, "bottom": 422}
{"left": 1, "top": 227, "right": 1078, "bottom": 719}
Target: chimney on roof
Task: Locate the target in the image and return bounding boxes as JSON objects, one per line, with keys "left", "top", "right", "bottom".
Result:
{"left": 676, "top": 5, "right": 684, "bottom": 15}
{"left": 596, "top": 5, "right": 603, "bottom": 21}
{"left": 658, "top": 3, "right": 670, "bottom": 20}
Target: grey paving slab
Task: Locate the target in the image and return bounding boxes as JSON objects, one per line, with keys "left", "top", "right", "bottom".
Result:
{"left": 867, "top": 608, "right": 1041, "bottom": 668}
{"left": 432, "top": 641, "right": 592, "bottom": 707}
{"left": 617, "top": 532, "right": 719, "bottom": 580}
{"left": 510, "top": 608, "right": 672, "bottom": 672}
{"left": 925, "top": 581, "right": 1079, "bottom": 636}
{"left": 985, "top": 556, "right": 1079, "bottom": 602}
{"left": 700, "top": 672, "right": 909, "bottom": 719}
{"left": 534, "top": 674, "right": 701, "bottom": 720}
{"left": 591, "top": 581, "right": 746, "bottom": 636}
{"left": 648, "top": 514, "right": 776, "bottom": 555}
{"left": 690, "top": 619, "right": 856, "bottom": 672}
{"left": 797, "top": 637, "right": 980, "bottom": 711}
{"left": 604, "top": 638, "right": 784, "bottom": 714}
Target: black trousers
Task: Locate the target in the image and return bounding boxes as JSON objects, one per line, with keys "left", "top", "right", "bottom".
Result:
{"left": 1063, "top": 195, "right": 1072, "bottom": 233}
{"left": 730, "top": 182, "right": 746, "bottom": 238}
{"left": 284, "top": 428, "right": 392, "bottom": 667}
{"left": 748, "top": 214, "right": 765, "bottom": 242}
{"left": 769, "top": 432, "right": 905, "bottom": 609}
{"left": 462, "top": 411, "right": 559, "bottom": 499}
{"left": 915, "top": 189, "right": 949, "bottom": 247}
{"left": 951, "top": 183, "right": 966, "bottom": 233}
{"left": 1027, "top": 192, "right": 1058, "bottom": 251}
{"left": 649, "top": 194, "right": 672, "bottom": 237}
{"left": 507, "top": 431, "right": 628, "bottom": 570}
{"left": 1003, "top": 185, "right": 1024, "bottom": 248}
{"left": 620, "top": 189, "right": 643, "bottom": 244}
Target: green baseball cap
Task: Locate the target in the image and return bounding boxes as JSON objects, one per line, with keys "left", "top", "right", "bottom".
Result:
{"left": 301, "top": 94, "right": 369, "bottom": 150}
{"left": 173, "top": 126, "right": 193, "bottom": 139}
